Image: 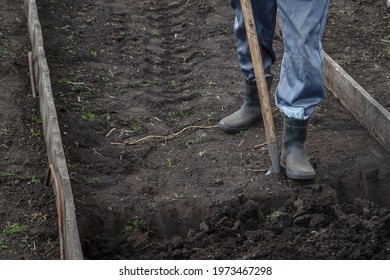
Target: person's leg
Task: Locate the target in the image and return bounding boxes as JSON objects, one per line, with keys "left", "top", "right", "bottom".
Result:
{"left": 276, "top": 0, "right": 329, "bottom": 179}
{"left": 219, "top": 0, "right": 277, "bottom": 133}
{"left": 276, "top": 0, "right": 329, "bottom": 120}
{"left": 231, "top": 0, "right": 277, "bottom": 81}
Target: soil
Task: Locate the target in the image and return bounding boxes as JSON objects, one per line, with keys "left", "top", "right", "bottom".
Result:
{"left": 1, "top": 0, "right": 389, "bottom": 260}
{"left": 0, "top": 0, "right": 59, "bottom": 259}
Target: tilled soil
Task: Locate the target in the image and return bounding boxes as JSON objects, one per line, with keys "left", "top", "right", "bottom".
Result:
{"left": 0, "top": 0, "right": 58, "bottom": 259}
{"left": 1, "top": 0, "right": 389, "bottom": 259}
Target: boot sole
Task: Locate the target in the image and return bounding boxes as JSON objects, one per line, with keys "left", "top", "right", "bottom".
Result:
{"left": 280, "top": 161, "right": 315, "bottom": 180}
{"left": 218, "top": 117, "right": 261, "bottom": 133}
{"left": 218, "top": 123, "right": 249, "bottom": 133}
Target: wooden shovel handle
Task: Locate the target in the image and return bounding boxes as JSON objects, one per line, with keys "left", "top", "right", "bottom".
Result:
{"left": 239, "top": 0, "right": 277, "bottom": 144}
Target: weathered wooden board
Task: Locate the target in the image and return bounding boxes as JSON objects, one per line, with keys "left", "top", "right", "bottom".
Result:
{"left": 323, "top": 51, "right": 390, "bottom": 153}
{"left": 24, "top": 0, "right": 83, "bottom": 260}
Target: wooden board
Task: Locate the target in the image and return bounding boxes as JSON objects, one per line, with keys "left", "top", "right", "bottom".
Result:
{"left": 323, "top": 51, "right": 390, "bottom": 153}
{"left": 24, "top": 0, "right": 83, "bottom": 260}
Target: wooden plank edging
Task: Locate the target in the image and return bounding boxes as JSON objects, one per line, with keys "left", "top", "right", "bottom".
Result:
{"left": 323, "top": 51, "right": 390, "bottom": 153}
{"left": 24, "top": 0, "right": 83, "bottom": 260}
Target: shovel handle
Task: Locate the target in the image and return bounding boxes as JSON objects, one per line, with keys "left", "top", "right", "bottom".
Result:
{"left": 239, "top": 0, "right": 277, "bottom": 145}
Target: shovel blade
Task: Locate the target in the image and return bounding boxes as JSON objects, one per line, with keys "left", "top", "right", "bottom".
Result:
{"left": 265, "top": 142, "right": 281, "bottom": 175}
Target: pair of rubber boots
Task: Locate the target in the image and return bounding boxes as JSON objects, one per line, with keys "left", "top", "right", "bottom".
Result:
{"left": 219, "top": 79, "right": 315, "bottom": 180}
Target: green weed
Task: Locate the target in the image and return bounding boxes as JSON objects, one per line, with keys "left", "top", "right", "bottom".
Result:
{"left": 207, "top": 112, "right": 216, "bottom": 124}
{"left": 31, "top": 116, "right": 42, "bottom": 125}
{"left": 140, "top": 81, "right": 152, "bottom": 88}
{"left": 119, "top": 122, "right": 141, "bottom": 137}
{"left": 266, "top": 211, "right": 283, "bottom": 222}
{"left": 81, "top": 108, "right": 95, "bottom": 122}
{"left": 170, "top": 80, "right": 179, "bottom": 87}
{"left": 3, "top": 223, "right": 26, "bottom": 235}
{"left": 200, "top": 91, "right": 213, "bottom": 97}
{"left": 0, "top": 240, "right": 7, "bottom": 250}
{"left": 131, "top": 122, "right": 141, "bottom": 132}
{"left": 86, "top": 178, "right": 100, "bottom": 186}
{"left": 168, "top": 109, "right": 188, "bottom": 121}
{"left": 185, "top": 132, "right": 207, "bottom": 147}
{"left": 59, "top": 70, "right": 86, "bottom": 92}
{"left": 151, "top": 31, "right": 159, "bottom": 37}
{"left": 199, "top": 4, "right": 211, "bottom": 12}
{"left": 28, "top": 175, "right": 41, "bottom": 185}
{"left": 208, "top": 81, "right": 216, "bottom": 87}
{"left": 0, "top": 47, "right": 6, "bottom": 56}
{"left": 30, "top": 129, "right": 42, "bottom": 138}
{"left": 221, "top": 27, "right": 232, "bottom": 36}
{"left": 66, "top": 31, "right": 78, "bottom": 43}
{"left": 90, "top": 50, "right": 97, "bottom": 58}
{"left": 0, "top": 172, "right": 17, "bottom": 177}
{"left": 67, "top": 163, "right": 78, "bottom": 172}
{"left": 120, "top": 217, "right": 141, "bottom": 241}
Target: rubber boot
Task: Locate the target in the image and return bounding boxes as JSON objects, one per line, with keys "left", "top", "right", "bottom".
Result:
{"left": 219, "top": 76, "right": 272, "bottom": 133}
{"left": 280, "top": 116, "right": 316, "bottom": 180}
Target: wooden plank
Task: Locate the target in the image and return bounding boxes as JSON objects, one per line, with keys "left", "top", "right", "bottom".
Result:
{"left": 322, "top": 51, "right": 390, "bottom": 153}
{"left": 24, "top": 0, "right": 83, "bottom": 260}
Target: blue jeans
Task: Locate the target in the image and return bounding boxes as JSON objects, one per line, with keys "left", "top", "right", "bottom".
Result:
{"left": 230, "top": 0, "right": 329, "bottom": 120}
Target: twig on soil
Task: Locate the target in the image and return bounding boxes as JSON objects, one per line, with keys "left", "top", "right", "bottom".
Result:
{"left": 105, "top": 93, "right": 117, "bottom": 99}
{"left": 247, "top": 167, "right": 269, "bottom": 173}
{"left": 105, "top": 128, "right": 116, "bottom": 137}
{"left": 93, "top": 148, "right": 102, "bottom": 156}
{"left": 122, "top": 125, "right": 219, "bottom": 145}
{"left": 109, "top": 69, "right": 114, "bottom": 77}
{"left": 255, "top": 141, "right": 267, "bottom": 149}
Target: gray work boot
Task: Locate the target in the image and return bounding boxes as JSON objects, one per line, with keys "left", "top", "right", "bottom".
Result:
{"left": 280, "top": 116, "right": 316, "bottom": 180}
{"left": 218, "top": 76, "right": 272, "bottom": 133}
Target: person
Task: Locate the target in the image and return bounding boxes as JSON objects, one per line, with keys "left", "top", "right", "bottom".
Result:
{"left": 219, "top": 0, "right": 329, "bottom": 180}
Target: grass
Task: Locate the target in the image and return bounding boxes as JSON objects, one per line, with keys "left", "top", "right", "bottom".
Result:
{"left": 120, "top": 217, "right": 141, "bottom": 241}
{"left": 150, "top": 31, "right": 159, "bottom": 37}
{"left": 167, "top": 109, "right": 189, "bottom": 122}
{"left": 208, "top": 81, "right": 216, "bottom": 87}
{"left": 67, "top": 163, "right": 78, "bottom": 172}
{"left": 28, "top": 175, "right": 41, "bottom": 185}
{"left": 86, "top": 178, "right": 100, "bottom": 186}
{"left": 31, "top": 116, "right": 42, "bottom": 125}
{"left": 30, "top": 129, "right": 42, "bottom": 138}
{"left": 185, "top": 132, "right": 207, "bottom": 147}
{"left": 0, "top": 240, "right": 7, "bottom": 250}
{"left": 140, "top": 81, "right": 152, "bottom": 88}
{"left": 0, "top": 172, "right": 17, "bottom": 177}
{"left": 59, "top": 69, "right": 86, "bottom": 93}
{"left": 130, "top": 122, "right": 141, "bottom": 132}
{"left": 119, "top": 122, "right": 142, "bottom": 137}
{"left": 266, "top": 211, "right": 283, "bottom": 222}
{"left": 81, "top": 108, "right": 95, "bottom": 122}
{"left": 90, "top": 50, "right": 97, "bottom": 58}
{"left": 200, "top": 91, "right": 213, "bottom": 97}
{"left": 207, "top": 112, "right": 216, "bottom": 124}
{"left": 170, "top": 80, "right": 179, "bottom": 87}
{"left": 238, "top": 129, "right": 251, "bottom": 137}
{"left": 3, "top": 223, "right": 26, "bottom": 235}
{"left": 0, "top": 47, "right": 6, "bottom": 56}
